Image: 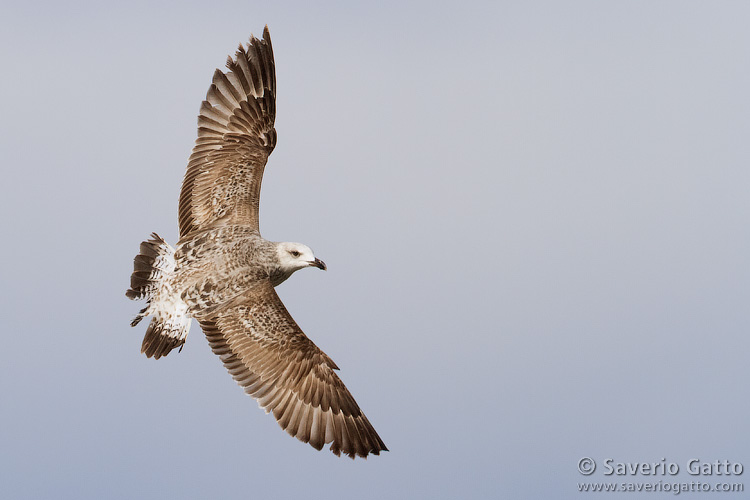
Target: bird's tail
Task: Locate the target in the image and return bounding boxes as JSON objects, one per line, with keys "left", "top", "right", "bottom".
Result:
{"left": 126, "top": 233, "right": 175, "bottom": 302}
{"left": 126, "top": 233, "right": 191, "bottom": 359}
{"left": 139, "top": 307, "right": 191, "bottom": 359}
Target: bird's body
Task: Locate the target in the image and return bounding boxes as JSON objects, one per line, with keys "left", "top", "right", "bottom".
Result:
{"left": 126, "top": 27, "right": 386, "bottom": 459}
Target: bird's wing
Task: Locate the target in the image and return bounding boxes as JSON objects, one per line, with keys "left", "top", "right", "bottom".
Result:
{"left": 198, "top": 281, "right": 388, "bottom": 459}
{"left": 179, "top": 26, "right": 276, "bottom": 239}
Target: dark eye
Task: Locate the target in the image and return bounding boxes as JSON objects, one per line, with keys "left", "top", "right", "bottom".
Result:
{"left": 290, "top": 250, "right": 300, "bottom": 257}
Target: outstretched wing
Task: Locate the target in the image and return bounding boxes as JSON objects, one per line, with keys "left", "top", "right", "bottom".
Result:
{"left": 179, "top": 26, "right": 276, "bottom": 239}
{"left": 199, "top": 282, "right": 388, "bottom": 459}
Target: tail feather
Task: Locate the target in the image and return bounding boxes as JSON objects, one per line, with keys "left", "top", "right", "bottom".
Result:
{"left": 126, "top": 233, "right": 175, "bottom": 300}
{"left": 141, "top": 310, "right": 191, "bottom": 359}
{"left": 131, "top": 306, "right": 148, "bottom": 327}
{"left": 127, "top": 233, "right": 191, "bottom": 359}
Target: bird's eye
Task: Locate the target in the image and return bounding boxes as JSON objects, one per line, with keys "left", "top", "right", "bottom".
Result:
{"left": 290, "top": 250, "right": 300, "bottom": 257}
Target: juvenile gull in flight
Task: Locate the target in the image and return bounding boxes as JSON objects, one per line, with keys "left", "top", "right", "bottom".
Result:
{"left": 126, "top": 26, "right": 386, "bottom": 459}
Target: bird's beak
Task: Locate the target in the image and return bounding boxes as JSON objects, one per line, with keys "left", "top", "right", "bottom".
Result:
{"left": 310, "top": 258, "right": 327, "bottom": 270}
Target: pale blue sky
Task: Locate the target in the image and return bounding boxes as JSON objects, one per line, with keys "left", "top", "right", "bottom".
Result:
{"left": 1, "top": 1, "right": 749, "bottom": 498}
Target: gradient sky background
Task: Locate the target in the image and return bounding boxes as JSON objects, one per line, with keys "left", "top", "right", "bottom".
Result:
{"left": 1, "top": 1, "right": 749, "bottom": 498}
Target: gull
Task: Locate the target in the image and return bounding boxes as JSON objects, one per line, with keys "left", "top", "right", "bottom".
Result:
{"left": 126, "top": 26, "right": 387, "bottom": 459}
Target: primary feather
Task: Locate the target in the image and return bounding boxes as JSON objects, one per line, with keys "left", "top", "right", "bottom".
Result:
{"left": 126, "top": 27, "right": 387, "bottom": 459}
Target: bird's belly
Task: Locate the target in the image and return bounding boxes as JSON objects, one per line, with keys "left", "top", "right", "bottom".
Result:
{"left": 177, "top": 263, "right": 269, "bottom": 316}
{"left": 172, "top": 226, "right": 271, "bottom": 315}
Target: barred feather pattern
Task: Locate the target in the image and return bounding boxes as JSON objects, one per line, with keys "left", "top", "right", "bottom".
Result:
{"left": 126, "top": 233, "right": 175, "bottom": 303}
{"left": 178, "top": 26, "right": 277, "bottom": 239}
{"left": 201, "top": 282, "right": 388, "bottom": 459}
{"left": 127, "top": 233, "right": 191, "bottom": 359}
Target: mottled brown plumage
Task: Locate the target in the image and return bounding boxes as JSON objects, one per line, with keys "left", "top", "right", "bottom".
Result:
{"left": 202, "top": 283, "right": 387, "bottom": 457}
{"left": 179, "top": 27, "right": 277, "bottom": 238}
{"left": 126, "top": 26, "right": 387, "bottom": 459}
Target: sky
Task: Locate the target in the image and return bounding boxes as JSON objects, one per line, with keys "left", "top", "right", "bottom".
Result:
{"left": 1, "top": 1, "right": 749, "bottom": 498}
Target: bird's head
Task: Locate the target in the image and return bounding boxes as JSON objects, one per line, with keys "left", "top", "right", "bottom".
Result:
{"left": 276, "top": 242, "right": 327, "bottom": 273}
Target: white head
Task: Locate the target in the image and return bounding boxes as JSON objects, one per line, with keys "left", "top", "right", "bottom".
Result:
{"left": 276, "top": 242, "right": 327, "bottom": 274}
